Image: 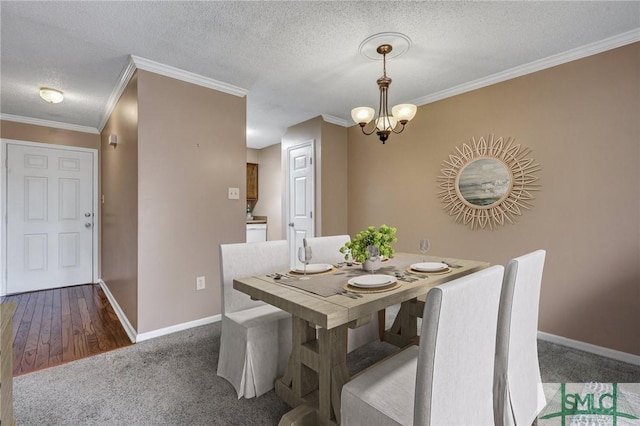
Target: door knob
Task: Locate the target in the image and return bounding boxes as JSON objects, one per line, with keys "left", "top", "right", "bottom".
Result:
{"left": 85, "top": 223, "right": 92, "bottom": 228}
{"left": 288, "top": 222, "right": 295, "bottom": 227}
{"left": 85, "top": 212, "right": 92, "bottom": 217}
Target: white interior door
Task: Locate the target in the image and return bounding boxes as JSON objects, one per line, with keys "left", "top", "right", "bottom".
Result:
{"left": 6, "top": 143, "right": 95, "bottom": 294}
{"left": 286, "top": 141, "right": 314, "bottom": 269}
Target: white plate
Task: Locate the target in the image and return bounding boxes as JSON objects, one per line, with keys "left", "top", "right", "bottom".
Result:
{"left": 411, "top": 262, "right": 448, "bottom": 272}
{"left": 294, "top": 263, "right": 332, "bottom": 274}
{"left": 348, "top": 274, "right": 397, "bottom": 288}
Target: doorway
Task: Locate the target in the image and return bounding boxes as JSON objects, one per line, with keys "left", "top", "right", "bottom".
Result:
{"left": 285, "top": 140, "right": 314, "bottom": 269}
{"left": 2, "top": 140, "right": 98, "bottom": 295}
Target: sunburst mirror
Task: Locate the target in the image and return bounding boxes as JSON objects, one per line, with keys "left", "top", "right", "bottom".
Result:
{"left": 437, "top": 135, "right": 541, "bottom": 230}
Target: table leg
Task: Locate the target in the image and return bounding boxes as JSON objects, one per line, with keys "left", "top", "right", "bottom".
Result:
{"left": 277, "top": 317, "right": 318, "bottom": 408}
{"left": 383, "top": 298, "right": 420, "bottom": 347}
{"left": 378, "top": 309, "right": 386, "bottom": 341}
{"left": 318, "top": 324, "right": 348, "bottom": 424}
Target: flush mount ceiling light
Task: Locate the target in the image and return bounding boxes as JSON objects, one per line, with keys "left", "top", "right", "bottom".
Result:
{"left": 351, "top": 43, "right": 417, "bottom": 144}
{"left": 39, "top": 87, "right": 64, "bottom": 104}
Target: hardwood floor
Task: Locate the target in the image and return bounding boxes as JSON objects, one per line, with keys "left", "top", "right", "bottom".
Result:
{"left": 1, "top": 284, "right": 132, "bottom": 376}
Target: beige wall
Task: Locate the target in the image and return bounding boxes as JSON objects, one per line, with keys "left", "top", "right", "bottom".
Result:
{"left": 101, "top": 72, "right": 140, "bottom": 330}
{"left": 136, "top": 70, "right": 246, "bottom": 333}
{"left": 252, "top": 143, "right": 283, "bottom": 241}
{"left": 347, "top": 43, "right": 640, "bottom": 356}
{"left": 0, "top": 120, "right": 100, "bottom": 149}
{"left": 246, "top": 148, "right": 259, "bottom": 164}
{"left": 319, "top": 120, "right": 348, "bottom": 236}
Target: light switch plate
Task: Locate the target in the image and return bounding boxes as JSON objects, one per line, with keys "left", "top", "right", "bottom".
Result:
{"left": 196, "top": 276, "right": 205, "bottom": 290}
{"left": 228, "top": 187, "right": 240, "bottom": 199}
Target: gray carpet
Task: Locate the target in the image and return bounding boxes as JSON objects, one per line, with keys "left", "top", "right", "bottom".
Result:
{"left": 14, "top": 321, "right": 640, "bottom": 425}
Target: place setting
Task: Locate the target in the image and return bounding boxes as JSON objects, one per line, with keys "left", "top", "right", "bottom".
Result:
{"left": 407, "top": 238, "right": 452, "bottom": 275}
{"left": 344, "top": 273, "right": 401, "bottom": 294}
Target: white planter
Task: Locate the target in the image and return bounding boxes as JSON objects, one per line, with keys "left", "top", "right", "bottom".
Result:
{"left": 362, "top": 257, "right": 381, "bottom": 272}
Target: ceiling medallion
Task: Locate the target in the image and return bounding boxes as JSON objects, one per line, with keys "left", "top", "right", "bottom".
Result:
{"left": 437, "top": 135, "right": 541, "bottom": 230}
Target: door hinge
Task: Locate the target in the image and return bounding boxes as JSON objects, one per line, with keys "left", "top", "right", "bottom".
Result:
{"left": 310, "top": 211, "right": 313, "bottom": 219}
{"left": 309, "top": 157, "right": 313, "bottom": 165}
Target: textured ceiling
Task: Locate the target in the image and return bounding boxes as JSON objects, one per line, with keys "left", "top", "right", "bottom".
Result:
{"left": 1, "top": 1, "right": 639, "bottom": 148}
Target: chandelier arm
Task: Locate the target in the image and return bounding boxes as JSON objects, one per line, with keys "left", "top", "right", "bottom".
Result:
{"left": 360, "top": 122, "right": 378, "bottom": 136}
{"left": 391, "top": 122, "right": 406, "bottom": 134}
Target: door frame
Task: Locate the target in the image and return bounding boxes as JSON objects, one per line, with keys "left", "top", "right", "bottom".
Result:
{"left": 1, "top": 138, "right": 99, "bottom": 296}
{"left": 284, "top": 139, "right": 315, "bottom": 268}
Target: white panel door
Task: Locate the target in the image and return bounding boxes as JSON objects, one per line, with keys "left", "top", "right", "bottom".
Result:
{"left": 6, "top": 143, "right": 94, "bottom": 293}
{"left": 287, "top": 141, "right": 314, "bottom": 269}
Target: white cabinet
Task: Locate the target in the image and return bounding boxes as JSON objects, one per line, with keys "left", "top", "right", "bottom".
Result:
{"left": 246, "top": 223, "right": 267, "bottom": 242}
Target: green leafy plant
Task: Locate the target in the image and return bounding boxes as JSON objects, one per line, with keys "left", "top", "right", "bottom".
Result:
{"left": 340, "top": 224, "right": 398, "bottom": 263}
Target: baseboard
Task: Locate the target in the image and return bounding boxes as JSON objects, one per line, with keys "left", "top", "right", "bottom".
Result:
{"left": 98, "top": 279, "right": 137, "bottom": 344}
{"left": 538, "top": 331, "right": 640, "bottom": 366}
{"left": 135, "top": 314, "right": 221, "bottom": 342}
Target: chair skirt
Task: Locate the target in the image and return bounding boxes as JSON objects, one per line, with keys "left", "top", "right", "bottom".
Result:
{"left": 217, "top": 305, "right": 291, "bottom": 399}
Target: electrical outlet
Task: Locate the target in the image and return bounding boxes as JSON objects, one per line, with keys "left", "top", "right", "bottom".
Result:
{"left": 228, "top": 187, "right": 240, "bottom": 199}
{"left": 196, "top": 276, "right": 206, "bottom": 290}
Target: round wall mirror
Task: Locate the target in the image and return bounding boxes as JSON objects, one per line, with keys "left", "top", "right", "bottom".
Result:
{"left": 438, "top": 135, "right": 541, "bottom": 230}
{"left": 455, "top": 158, "right": 512, "bottom": 208}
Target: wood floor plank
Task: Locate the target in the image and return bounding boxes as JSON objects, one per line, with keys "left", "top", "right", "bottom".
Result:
{"left": 20, "top": 291, "right": 46, "bottom": 373}
{"left": 82, "top": 285, "right": 113, "bottom": 351}
{"left": 49, "top": 288, "right": 63, "bottom": 364}
{"left": 34, "top": 289, "right": 53, "bottom": 370}
{"left": 12, "top": 292, "right": 37, "bottom": 375}
{"left": 61, "top": 286, "right": 75, "bottom": 363}
{"left": 68, "top": 286, "right": 89, "bottom": 360}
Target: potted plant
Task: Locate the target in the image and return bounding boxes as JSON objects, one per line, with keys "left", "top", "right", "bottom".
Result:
{"left": 340, "top": 225, "right": 398, "bottom": 270}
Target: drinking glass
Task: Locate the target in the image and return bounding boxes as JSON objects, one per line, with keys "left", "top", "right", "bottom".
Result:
{"left": 367, "top": 245, "right": 380, "bottom": 274}
{"left": 297, "top": 246, "right": 312, "bottom": 280}
{"left": 419, "top": 238, "right": 430, "bottom": 261}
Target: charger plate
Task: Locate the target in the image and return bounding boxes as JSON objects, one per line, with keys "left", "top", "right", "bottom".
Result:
{"left": 289, "top": 264, "right": 335, "bottom": 275}
{"left": 344, "top": 281, "right": 401, "bottom": 294}
{"left": 407, "top": 266, "right": 451, "bottom": 275}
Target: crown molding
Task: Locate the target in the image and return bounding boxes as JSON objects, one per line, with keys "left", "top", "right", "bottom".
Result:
{"left": 0, "top": 113, "right": 99, "bottom": 134}
{"left": 97, "top": 56, "right": 138, "bottom": 132}
{"left": 97, "top": 55, "right": 249, "bottom": 133}
{"left": 321, "top": 114, "right": 351, "bottom": 127}
{"left": 131, "top": 55, "right": 248, "bottom": 98}
{"left": 411, "top": 28, "right": 640, "bottom": 107}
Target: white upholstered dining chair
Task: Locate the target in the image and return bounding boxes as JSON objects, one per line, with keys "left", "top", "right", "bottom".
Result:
{"left": 304, "top": 235, "right": 379, "bottom": 353}
{"left": 341, "top": 265, "right": 504, "bottom": 426}
{"left": 217, "top": 240, "right": 292, "bottom": 399}
{"left": 493, "top": 249, "right": 547, "bottom": 426}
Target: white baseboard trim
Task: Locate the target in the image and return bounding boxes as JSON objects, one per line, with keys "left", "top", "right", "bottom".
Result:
{"left": 538, "top": 331, "right": 640, "bottom": 366}
{"left": 98, "top": 279, "right": 137, "bottom": 344}
{"left": 136, "top": 314, "right": 221, "bottom": 343}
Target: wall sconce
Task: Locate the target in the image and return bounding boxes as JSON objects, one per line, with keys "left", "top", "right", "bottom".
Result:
{"left": 108, "top": 134, "right": 118, "bottom": 147}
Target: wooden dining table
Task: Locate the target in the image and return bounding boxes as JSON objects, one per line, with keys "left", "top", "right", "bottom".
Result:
{"left": 233, "top": 253, "right": 490, "bottom": 425}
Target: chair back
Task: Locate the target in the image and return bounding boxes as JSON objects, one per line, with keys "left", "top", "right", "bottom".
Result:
{"left": 219, "top": 240, "right": 289, "bottom": 315}
{"left": 303, "top": 235, "right": 350, "bottom": 264}
{"left": 494, "top": 250, "right": 546, "bottom": 426}
{"left": 414, "top": 265, "right": 504, "bottom": 426}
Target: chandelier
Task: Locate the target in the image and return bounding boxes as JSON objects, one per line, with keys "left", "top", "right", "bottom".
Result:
{"left": 351, "top": 44, "right": 417, "bottom": 144}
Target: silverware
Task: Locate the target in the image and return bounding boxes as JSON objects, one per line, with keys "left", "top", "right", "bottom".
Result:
{"left": 442, "top": 261, "right": 463, "bottom": 269}
{"left": 336, "top": 290, "right": 358, "bottom": 299}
